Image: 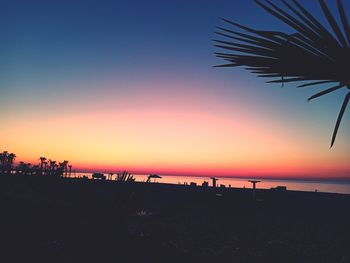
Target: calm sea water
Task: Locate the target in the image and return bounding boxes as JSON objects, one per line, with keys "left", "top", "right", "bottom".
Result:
{"left": 73, "top": 173, "right": 350, "bottom": 194}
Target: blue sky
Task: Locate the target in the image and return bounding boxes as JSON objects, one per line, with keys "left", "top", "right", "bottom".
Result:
{"left": 1, "top": 0, "right": 349, "bottom": 177}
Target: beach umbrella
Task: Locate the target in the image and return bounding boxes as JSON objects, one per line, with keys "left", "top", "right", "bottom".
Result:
{"left": 146, "top": 174, "right": 162, "bottom": 183}
{"left": 210, "top": 177, "right": 219, "bottom": 187}
{"left": 214, "top": 0, "right": 350, "bottom": 147}
{"left": 248, "top": 180, "right": 261, "bottom": 200}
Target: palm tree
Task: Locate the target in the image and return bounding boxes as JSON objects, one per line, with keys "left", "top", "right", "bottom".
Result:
{"left": 0, "top": 152, "right": 5, "bottom": 172}
{"left": 215, "top": 0, "right": 350, "bottom": 147}
{"left": 7, "top": 153, "right": 16, "bottom": 174}
{"left": 0, "top": 151, "right": 8, "bottom": 172}
{"left": 0, "top": 151, "right": 15, "bottom": 174}
{"left": 60, "top": 160, "right": 69, "bottom": 177}
{"left": 39, "top": 157, "right": 47, "bottom": 176}
{"left": 18, "top": 162, "right": 31, "bottom": 176}
{"left": 57, "top": 160, "right": 69, "bottom": 177}
{"left": 43, "top": 160, "right": 48, "bottom": 175}
{"left": 0, "top": 156, "right": 3, "bottom": 173}
{"left": 68, "top": 165, "right": 72, "bottom": 177}
{"left": 32, "top": 164, "right": 40, "bottom": 176}
{"left": 27, "top": 163, "right": 32, "bottom": 175}
{"left": 17, "top": 161, "right": 26, "bottom": 175}
{"left": 48, "top": 160, "right": 57, "bottom": 176}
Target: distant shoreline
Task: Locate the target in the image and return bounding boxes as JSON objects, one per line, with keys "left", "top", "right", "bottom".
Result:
{"left": 70, "top": 171, "right": 350, "bottom": 183}
{"left": 14, "top": 172, "right": 350, "bottom": 195}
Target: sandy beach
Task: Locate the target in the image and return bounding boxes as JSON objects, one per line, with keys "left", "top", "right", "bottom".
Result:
{"left": 1, "top": 175, "right": 349, "bottom": 263}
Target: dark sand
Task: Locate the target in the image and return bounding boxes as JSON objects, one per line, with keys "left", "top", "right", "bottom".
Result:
{"left": 1, "top": 175, "right": 350, "bottom": 263}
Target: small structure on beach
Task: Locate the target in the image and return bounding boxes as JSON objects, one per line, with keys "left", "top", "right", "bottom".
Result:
{"left": 210, "top": 177, "right": 219, "bottom": 188}
{"left": 92, "top": 172, "right": 106, "bottom": 180}
{"left": 146, "top": 174, "right": 162, "bottom": 183}
{"left": 248, "top": 180, "right": 261, "bottom": 200}
{"left": 248, "top": 180, "right": 261, "bottom": 190}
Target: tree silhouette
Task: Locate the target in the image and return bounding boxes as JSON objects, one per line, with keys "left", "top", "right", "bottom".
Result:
{"left": 0, "top": 151, "right": 16, "bottom": 174}
{"left": 48, "top": 159, "right": 57, "bottom": 176}
{"left": 39, "top": 157, "right": 47, "bottom": 176}
{"left": 68, "top": 165, "right": 72, "bottom": 177}
{"left": 0, "top": 151, "right": 9, "bottom": 173}
{"left": 17, "top": 161, "right": 32, "bottom": 176}
{"left": 58, "top": 160, "right": 69, "bottom": 177}
{"left": 215, "top": 0, "right": 350, "bottom": 147}
{"left": 7, "top": 153, "right": 16, "bottom": 173}
{"left": 0, "top": 150, "right": 74, "bottom": 178}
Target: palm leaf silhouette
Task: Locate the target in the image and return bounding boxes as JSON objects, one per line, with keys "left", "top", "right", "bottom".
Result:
{"left": 215, "top": 0, "right": 350, "bottom": 147}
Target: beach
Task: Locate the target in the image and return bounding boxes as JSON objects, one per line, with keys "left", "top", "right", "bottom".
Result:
{"left": 2, "top": 0, "right": 350, "bottom": 262}
{"left": 1, "top": 175, "right": 349, "bottom": 263}
{"left": 74, "top": 173, "right": 350, "bottom": 194}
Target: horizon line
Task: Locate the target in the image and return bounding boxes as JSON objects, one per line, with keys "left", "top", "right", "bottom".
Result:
{"left": 71, "top": 169, "right": 350, "bottom": 182}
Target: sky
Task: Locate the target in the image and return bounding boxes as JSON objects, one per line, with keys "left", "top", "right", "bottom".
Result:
{"left": 0, "top": 0, "right": 349, "bottom": 179}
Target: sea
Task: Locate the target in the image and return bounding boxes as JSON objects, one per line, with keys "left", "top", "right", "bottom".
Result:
{"left": 72, "top": 173, "right": 350, "bottom": 195}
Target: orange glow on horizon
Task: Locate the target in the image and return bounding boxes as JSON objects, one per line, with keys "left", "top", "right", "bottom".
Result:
{"left": 1, "top": 78, "right": 349, "bottom": 179}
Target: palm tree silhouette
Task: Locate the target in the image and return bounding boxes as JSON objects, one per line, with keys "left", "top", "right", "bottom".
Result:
{"left": 48, "top": 160, "right": 57, "bottom": 176}
{"left": 43, "top": 160, "right": 48, "bottom": 176}
{"left": 18, "top": 162, "right": 32, "bottom": 176}
{"left": 17, "top": 161, "right": 26, "bottom": 175}
{"left": 7, "top": 153, "right": 16, "bottom": 174}
{"left": 62, "top": 160, "right": 69, "bottom": 177}
{"left": 68, "top": 165, "right": 72, "bottom": 177}
{"left": 0, "top": 151, "right": 16, "bottom": 174}
{"left": 57, "top": 161, "right": 69, "bottom": 177}
{"left": 0, "top": 151, "right": 9, "bottom": 173}
{"left": 0, "top": 153, "right": 4, "bottom": 173}
{"left": 215, "top": 0, "right": 350, "bottom": 147}
{"left": 39, "top": 157, "right": 47, "bottom": 176}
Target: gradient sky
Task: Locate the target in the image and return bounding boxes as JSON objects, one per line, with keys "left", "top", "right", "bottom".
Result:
{"left": 1, "top": 0, "right": 349, "bottom": 178}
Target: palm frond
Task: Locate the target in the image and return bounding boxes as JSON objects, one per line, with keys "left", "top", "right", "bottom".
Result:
{"left": 297, "top": 80, "right": 334, "bottom": 88}
{"left": 308, "top": 84, "right": 344, "bottom": 101}
{"left": 331, "top": 92, "right": 350, "bottom": 147}
{"left": 215, "top": 0, "right": 350, "bottom": 146}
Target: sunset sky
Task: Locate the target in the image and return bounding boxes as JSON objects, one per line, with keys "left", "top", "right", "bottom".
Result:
{"left": 1, "top": 0, "right": 349, "bottom": 179}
